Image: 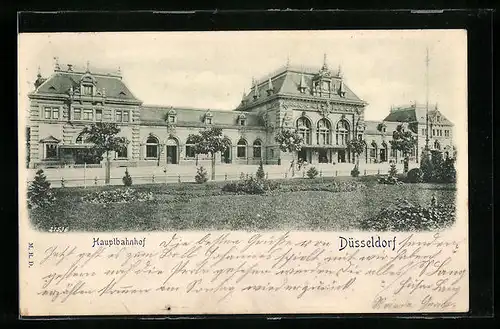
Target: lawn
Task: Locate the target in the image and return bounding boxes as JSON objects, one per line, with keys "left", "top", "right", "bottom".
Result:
{"left": 29, "top": 176, "right": 456, "bottom": 232}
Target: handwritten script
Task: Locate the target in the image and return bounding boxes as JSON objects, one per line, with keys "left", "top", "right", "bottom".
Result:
{"left": 25, "top": 231, "right": 468, "bottom": 315}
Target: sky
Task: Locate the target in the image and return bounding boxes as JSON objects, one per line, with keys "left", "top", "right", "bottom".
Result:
{"left": 18, "top": 30, "right": 467, "bottom": 122}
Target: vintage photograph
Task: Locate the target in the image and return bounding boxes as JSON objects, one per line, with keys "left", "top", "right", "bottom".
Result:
{"left": 18, "top": 30, "right": 470, "bottom": 316}
{"left": 21, "top": 31, "right": 463, "bottom": 233}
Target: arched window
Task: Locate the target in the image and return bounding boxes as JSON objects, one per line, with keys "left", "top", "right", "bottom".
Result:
{"left": 316, "top": 119, "right": 331, "bottom": 145}
{"left": 116, "top": 146, "right": 128, "bottom": 159}
{"left": 336, "top": 120, "right": 350, "bottom": 145}
{"left": 296, "top": 117, "right": 311, "bottom": 144}
{"left": 185, "top": 136, "right": 196, "bottom": 158}
{"left": 146, "top": 135, "right": 159, "bottom": 158}
{"left": 253, "top": 140, "right": 262, "bottom": 158}
{"left": 434, "top": 140, "right": 441, "bottom": 150}
{"left": 237, "top": 139, "right": 247, "bottom": 158}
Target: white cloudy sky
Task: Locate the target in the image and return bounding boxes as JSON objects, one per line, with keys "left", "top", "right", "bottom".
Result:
{"left": 18, "top": 30, "right": 467, "bottom": 121}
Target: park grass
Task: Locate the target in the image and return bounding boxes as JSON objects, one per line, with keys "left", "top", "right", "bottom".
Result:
{"left": 29, "top": 175, "right": 456, "bottom": 232}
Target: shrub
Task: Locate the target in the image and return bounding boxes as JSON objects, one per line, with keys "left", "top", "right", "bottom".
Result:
{"left": 28, "top": 169, "right": 56, "bottom": 209}
{"left": 378, "top": 175, "right": 400, "bottom": 185}
{"left": 406, "top": 168, "right": 424, "bottom": 183}
{"left": 359, "top": 198, "right": 455, "bottom": 231}
{"left": 420, "top": 153, "right": 434, "bottom": 182}
{"left": 240, "top": 172, "right": 246, "bottom": 181}
{"left": 256, "top": 161, "right": 266, "bottom": 180}
{"left": 194, "top": 166, "right": 209, "bottom": 184}
{"left": 122, "top": 168, "right": 133, "bottom": 186}
{"left": 435, "top": 157, "right": 457, "bottom": 183}
{"left": 420, "top": 152, "right": 456, "bottom": 183}
{"left": 221, "top": 177, "right": 280, "bottom": 195}
{"left": 388, "top": 163, "right": 398, "bottom": 177}
{"left": 306, "top": 166, "right": 319, "bottom": 179}
{"left": 350, "top": 165, "right": 360, "bottom": 177}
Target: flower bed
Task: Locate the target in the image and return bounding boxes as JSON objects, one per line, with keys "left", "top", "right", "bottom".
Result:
{"left": 360, "top": 198, "right": 455, "bottom": 231}
{"left": 281, "top": 180, "right": 365, "bottom": 193}
{"left": 81, "top": 188, "right": 155, "bottom": 204}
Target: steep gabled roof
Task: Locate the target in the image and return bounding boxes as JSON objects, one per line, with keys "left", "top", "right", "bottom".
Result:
{"left": 31, "top": 70, "right": 140, "bottom": 102}
{"left": 383, "top": 104, "right": 453, "bottom": 126}
{"left": 238, "top": 65, "right": 364, "bottom": 109}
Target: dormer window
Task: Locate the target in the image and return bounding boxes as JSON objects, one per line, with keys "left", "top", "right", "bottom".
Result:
{"left": 204, "top": 110, "right": 213, "bottom": 125}
{"left": 237, "top": 114, "right": 246, "bottom": 126}
{"left": 166, "top": 109, "right": 177, "bottom": 124}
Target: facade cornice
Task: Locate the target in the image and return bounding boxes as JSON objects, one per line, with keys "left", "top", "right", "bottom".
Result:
{"left": 238, "top": 93, "right": 367, "bottom": 112}
{"left": 28, "top": 92, "right": 142, "bottom": 106}
{"left": 139, "top": 121, "right": 266, "bottom": 131}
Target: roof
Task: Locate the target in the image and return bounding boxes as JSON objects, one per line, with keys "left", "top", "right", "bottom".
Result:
{"left": 39, "top": 135, "right": 61, "bottom": 143}
{"left": 31, "top": 69, "right": 140, "bottom": 102}
{"left": 383, "top": 104, "right": 453, "bottom": 126}
{"left": 237, "top": 65, "right": 364, "bottom": 108}
{"left": 140, "top": 105, "right": 264, "bottom": 127}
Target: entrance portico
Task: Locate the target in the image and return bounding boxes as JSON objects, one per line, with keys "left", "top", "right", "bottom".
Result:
{"left": 298, "top": 146, "right": 351, "bottom": 165}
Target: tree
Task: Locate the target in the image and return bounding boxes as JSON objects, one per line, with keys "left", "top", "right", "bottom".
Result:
{"left": 347, "top": 138, "right": 365, "bottom": 168}
{"left": 187, "top": 127, "right": 231, "bottom": 181}
{"left": 275, "top": 128, "right": 303, "bottom": 177}
{"left": 348, "top": 116, "right": 366, "bottom": 170}
{"left": 28, "top": 169, "right": 55, "bottom": 209}
{"left": 81, "top": 122, "right": 129, "bottom": 184}
{"left": 389, "top": 124, "right": 417, "bottom": 173}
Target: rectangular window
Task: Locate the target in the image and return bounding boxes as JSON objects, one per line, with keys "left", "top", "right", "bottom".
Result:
{"left": 83, "top": 109, "right": 93, "bottom": 120}
{"left": 237, "top": 146, "right": 246, "bottom": 158}
{"left": 168, "top": 115, "right": 175, "bottom": 123}
{"left": 239, "top": 119, "right": 246, "bottom": 126}
{"left": 83, "top": 85, "right": 93, "bottom": 95}
{"left": 146, "top": 145, "right": 157, "bottom": 158}
{"left": 73, "top": 108, "right": 81, "bottom": 120}
{"left": 391, "top": 149, "right": 397, "bottom": 157}
{"left": 116, "top": 110, "right": 122, "bottom": 122}
{"left": 116, "top": 147, "right": 127, "bottom": 159}
{"left": 52, "top": 108, "right": 59, "bottom": 119}
{"left": 206, "top": 117, "right": 212, "bottom": 125}
{"left": 185, "top": 145, "right": 195, "bottom": 158}
{"left": 270, "top": 149, "right": 274, "bottom": 158}
{"left": 95, "top": 109, "right": 102, "bottom": 121}
{"left": 370, "top": 148, "right": 376, "bottom": 158}
{"left": 422, "top": 129, "right": 425, "bottom": 136}
{"left": 44, "top": 108, "right": 51, "bottom": 119}
{"left": 123, "top": 111, "right": 130, "bottom": 122}
{"left": 45, "top": 144, "right": 57, "bottom": 159}
{"left": 432, "top": 129, "right": 435, "bottom": 136}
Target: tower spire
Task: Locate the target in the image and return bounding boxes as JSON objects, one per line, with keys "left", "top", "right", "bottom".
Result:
{"left": 267, "top": 77, "right": 274, "bottom": 96}
{"left": 286, "top": 55, "right": 290, "bottom": 68}
{"left": 322, "top": 53, "right": 328, "bottom": 70}
{"left": 252, "top": 77, "right": 258, "bottom": 100}
{"left": 86, "top": 60, "right": 90, "bottom": 72}
{"left": 53, "top": 57, "right": 60, "bottom": 70}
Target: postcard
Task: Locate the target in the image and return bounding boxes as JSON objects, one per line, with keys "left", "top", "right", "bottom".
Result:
{"left": 19, "top": 30, "right": 468, "bottom": 316}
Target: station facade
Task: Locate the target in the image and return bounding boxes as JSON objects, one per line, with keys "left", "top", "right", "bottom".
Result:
{"left": 26, "top": 58, "right": 455, "bottom": 169}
